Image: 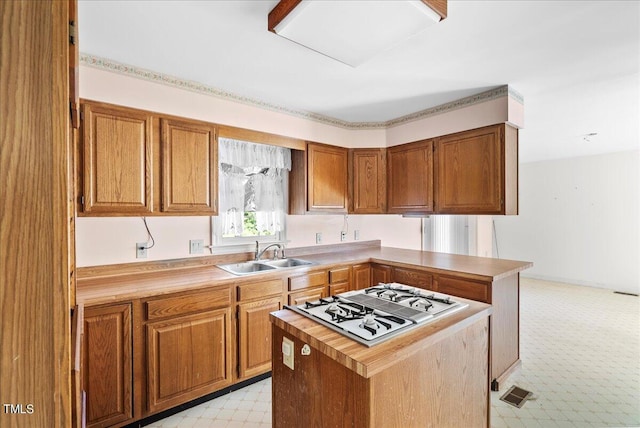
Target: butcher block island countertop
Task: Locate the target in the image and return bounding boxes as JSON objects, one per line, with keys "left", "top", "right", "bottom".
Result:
{"left": 270, "top": 298, "right": 493, "bottom": 428}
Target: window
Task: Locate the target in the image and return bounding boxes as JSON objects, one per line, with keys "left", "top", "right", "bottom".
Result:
{"left": 422, "top": 215, "right": 472, "bottom": 255}
{"left": 213, "top": 138, "right": 290, "bottom": 249}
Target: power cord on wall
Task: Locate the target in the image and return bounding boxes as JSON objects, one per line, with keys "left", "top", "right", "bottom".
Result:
{"left": 492, "top": 219, "right": 499, "bottom": 259}
{"left": 139, "top": 217, "right": 156, "bottom": 250}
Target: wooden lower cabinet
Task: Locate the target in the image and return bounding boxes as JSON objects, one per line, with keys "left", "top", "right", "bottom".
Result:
{"left": 436, "top": 274, "right": 489, "bottom": 302}
{"left": 288, "top": 287, "right": 326, "bottom": 305}
{"left": 370, "top": 263, "right": 519, "bottom": 390}
{"left": 83, "top": 303, "right": 133, "bottom": 428}
{"left": 352, "top": 263, "right": 371, "bottom": 289}
{"left": 146, "top": 308, "right": 233, "bottom": 413}
{"left": 288, "top": 270, "right": 328, "bottom": 305}
{"left": 392, "top": 267, "right": 432, "bottom": 289}
{"left": 328, "top": 266, "right": 351, "bottom": 295}
{"left": 371, "top": 264, "right": 391, "bottom": 285}
{"left": 237, "top": 296, "right": 283, "bottom": 380}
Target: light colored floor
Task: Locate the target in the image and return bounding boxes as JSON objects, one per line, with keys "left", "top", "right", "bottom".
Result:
{"left": 147, "top": 278, "right": 640, "bottom": 428}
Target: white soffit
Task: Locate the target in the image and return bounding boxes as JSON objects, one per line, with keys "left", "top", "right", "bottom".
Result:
{"left": 273, "top": 1, "right": 441, "bottom": 67}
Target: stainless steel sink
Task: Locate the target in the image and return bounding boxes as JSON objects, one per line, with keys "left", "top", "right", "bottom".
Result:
{"left": 217, "top": 261, "right": 278, "bottom": 275}
{"left": 217, "top": 258, "right": 315, "bottom": 275}
{"left": 263, "top": 258, "right": 314, "bottom": 268}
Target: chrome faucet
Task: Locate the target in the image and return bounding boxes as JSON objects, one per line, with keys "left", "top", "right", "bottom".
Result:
{"left": 255, "top": 241, "right": 283, "bottom": 261}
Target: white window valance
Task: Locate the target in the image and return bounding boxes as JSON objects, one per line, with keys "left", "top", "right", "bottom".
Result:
{"left": 218, "top": 138, "right": 291, "bottom": 170}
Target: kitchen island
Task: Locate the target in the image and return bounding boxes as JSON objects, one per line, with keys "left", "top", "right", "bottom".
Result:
{"left": 270, "top": 297, "right": 493, "bottom": 428}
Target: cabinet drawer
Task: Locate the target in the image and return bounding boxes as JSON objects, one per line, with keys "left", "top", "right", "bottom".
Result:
{"left": 436, "top": 275, "right": 489, "bottom": 303}
{"left": 393, "top": 267, "right": 433, "bottom": 289}
{"left": 328, "top": 282, "right": 349, "bottom": 296}
{"left": 146, "top": 287, "right": 231, "bottom": 320}
{"left": 329, "top": 267, "right": 350, "bottom": 284}
{"left": 288, "top": 287, "right": 326, "bottom": 305}
{"left": 288, "top": 271, "right": 327, "bottom": 292}
{"left": 237, "top": 279, "right": 284, "bottom": 302}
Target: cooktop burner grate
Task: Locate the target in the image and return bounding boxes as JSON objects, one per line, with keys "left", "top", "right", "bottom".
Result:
{"left": 345, "top": 293, "right": 433, "bottom": 323}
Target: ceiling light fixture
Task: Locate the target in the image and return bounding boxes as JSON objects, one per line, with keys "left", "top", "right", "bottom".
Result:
{"left": 268, "top": 0, "right": 447, "bottom": 67}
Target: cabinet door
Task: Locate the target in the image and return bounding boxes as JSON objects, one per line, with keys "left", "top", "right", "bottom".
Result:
{"left": 146, "top": 308, "right": 232, "bottom": 414}
{"left": 83, "top": 304, "right": 133, "bottom": 428}
{"left": 328, "top": 282, "right": 349, "bottom": 295}
{"left": 387, "top": 139, "right": 434, "bottom": 213}
{"left": 350, "top": 149, "right": 386, "bottom": 213}
{"left": 81, "top": 102, "right": 153, "bottom": 214}
{"left": 161, "top": 118, "right": 217, "bottom": 214}
{"left": 237, "top": 296, "right": 283, "bottom": 380}
{"left": 307, "top": 143, "right": 348, "bottom": 213}
{"left": 436, "top": 124, "right": 504, "bottom": 214}
{"left": 352, "top": 263, "right": 371, "bottom": 290}
{"left": 371, "top": 264, "right": 392, "bottom": 285}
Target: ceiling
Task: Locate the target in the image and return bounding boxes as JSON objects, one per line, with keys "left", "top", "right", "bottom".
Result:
{"left": 78, "top": 0, "right": 639, "bottom": 163}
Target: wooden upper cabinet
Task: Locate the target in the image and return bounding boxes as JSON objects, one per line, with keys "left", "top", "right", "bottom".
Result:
{"left": 387, "top": 139, "right": 434, "bottom": 213}
{"left": 81, "top": 101, "right": 153, "bottom": 214}
{"left": 435, "top": 123, "right": 518, "bottom": 215}
{"left": 161, "top": 118, "right": 218, "bottom": 214}
{"left": 307, "top": 143, "right": 348, "bottom": 213}
{"left": 350, "top": 149, "right": 386, "bottom": 214}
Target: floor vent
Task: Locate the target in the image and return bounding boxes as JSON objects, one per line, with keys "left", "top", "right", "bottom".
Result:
{"left": 614, "top": 291, "right": 638, "bottom": 297}
{"left": 500, "top": 385, "right": 533, "bottom": 408}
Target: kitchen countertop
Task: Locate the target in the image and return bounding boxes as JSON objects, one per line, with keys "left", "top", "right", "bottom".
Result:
{"left": 76, "top": 244, "right": 532, "bottom": 306}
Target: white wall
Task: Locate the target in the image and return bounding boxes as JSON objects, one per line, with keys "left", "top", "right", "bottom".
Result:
{"left": 493, "top": 151, "right": 640, "bottom": 294}
{"left": 286, "top": 215, "right": 422, "bottom": 250}
{"left": 74, "top": 214, "right": 422, "bottom": 266}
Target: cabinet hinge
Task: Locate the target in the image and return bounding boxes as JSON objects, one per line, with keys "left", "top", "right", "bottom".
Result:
{"left": 69, "top": 21, "right": 76, "bottom": 46}
{"left": 80, "top": 195, "right": 85, "bottom": 208}
{"left": 70, "top": 102, "right": 79, "bottom": 129}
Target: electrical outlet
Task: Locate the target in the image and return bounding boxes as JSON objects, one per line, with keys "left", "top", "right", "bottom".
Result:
{"left": 136, "top": 243, "right": 148, "bottom": 259}
{"left": 189, "top": 239, "right": 204, "bottom": 254}
{"left": 340, "top": 231, "right": 347, "bottom": 241}
{"left": 354, "top": 230, "right": 360, "bottom": 240}
{"left": 282, "top": 337, "right": 294, "bottom": 370}
{"left": 315, "top": 232, "right": 322, "bottom": 244}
